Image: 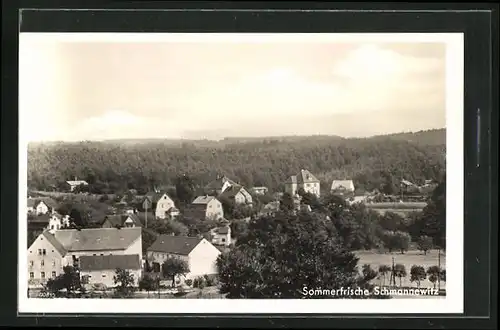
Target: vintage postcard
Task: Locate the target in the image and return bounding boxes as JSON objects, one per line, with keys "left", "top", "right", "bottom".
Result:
{"left": 18, "top": 33, "right": 463, "bottom": 314}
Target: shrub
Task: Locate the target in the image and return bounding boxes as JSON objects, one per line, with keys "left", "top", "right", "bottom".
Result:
{"left": 185, "top": 279, "right": 193, "bottom": 287}
{"left": 193, "top": 276, "right": 206, "bottom": 289}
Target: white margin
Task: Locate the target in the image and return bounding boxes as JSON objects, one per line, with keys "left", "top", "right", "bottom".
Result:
{"left": 18, "top": 33, "right": 464, "bottom": 314}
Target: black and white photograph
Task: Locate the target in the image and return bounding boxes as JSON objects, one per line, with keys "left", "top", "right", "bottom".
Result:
{"left": 18, "top": 32, "right": 464, "bottom": 314}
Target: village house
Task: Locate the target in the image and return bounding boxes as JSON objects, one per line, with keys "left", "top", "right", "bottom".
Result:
{"left": 101, "top": 213, "right": 142, "bottom": 228}
{"left": 66, "top": 178, "right": 89, "bottom": 192}
{"left": 204, "top": 175, "right": 238, "bottom": 195}
{"left": 330, "top": 180, "right": 356, "bottom": 196}
{"left": 154, "top": 193, "right": 179, "bottom": 220}
{"left": 250, "top": 186, "right": 269, "bottom": 195}
{"left": 27, "top": 198, "right": 37, "bottom": 214}
{"left": 27, "top": 227, "right": 142, "bottom": 287}
{"left": 260, "top": 201, "right": 280, "bottom": 216}
{"left": 146, "top": 235, "right": 221, "bottom": 283}
{"left": 34, "top": 197, "right": 59, "bottom": 215}
{"left": 284, "top": 169, "right": 321, "bottom": 198}
{"left": 184, "top": 196, "right": 224, "bottom": 221}
{"left": 219, "top": 185, "right": 253, "bottom": 205}
{"left": 79, "top": 254, "right": 142, "bottom": 288}
{"left": 209, "top": 225, "right": 232, "bottom": 247}
{"left": 47, "top": 213, "right": 71, "bottom": 232}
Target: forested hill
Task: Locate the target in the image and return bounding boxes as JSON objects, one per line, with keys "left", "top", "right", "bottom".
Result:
{"left": 27, "top": 129, "right": 446, "bottom": 194}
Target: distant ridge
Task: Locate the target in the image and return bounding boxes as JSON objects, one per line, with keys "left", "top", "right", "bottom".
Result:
{"left": 28, "top": 128, "right": 445, "bottom": 146}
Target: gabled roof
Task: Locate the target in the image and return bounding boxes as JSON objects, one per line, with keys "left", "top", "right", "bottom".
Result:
{"left": 103, "top": 214, "right": 142, "bottom": 227}
{"left": 219, "top": 185, "right": 244, "bottom": 199}
{"left": 331, "top": 180, "right": 355, "bottom": 191}
{"left": 213, "top": 226, "right": 230, "bottom": 235}
{"left": 35, "top": 197, "right": 59, "bottom": 209}
{"left": 79, "top": 254, "right": 141, "bottom": 271}
{"left": 54, "top": 227, "right": 141, "bottom": 252}
{"left": 42, "top": 231, "right": 68, "bottom": 255}
{"left": 192, "top": 196, "right": 217, "bottom": 205}
{"left": 296, "top": 169, "right": 319, "bottom": 183}
{"left": 144, "top": 192, "right": 170, "bottom": 204}
{"left": 147, "top": 235, "right": 203, "bottom": 255}
{"left": 28, "top": 214, "right": 51, "bottom": 224}
{"left": 204, "top": 176, "right": 237, "bottom": 191}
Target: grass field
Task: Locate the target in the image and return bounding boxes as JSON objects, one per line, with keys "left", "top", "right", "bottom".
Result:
{"left": 355, "top": 249, "right": 446, "bottom": 289}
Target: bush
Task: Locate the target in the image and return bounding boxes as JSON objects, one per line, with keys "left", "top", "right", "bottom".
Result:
{"left": 185, "top": 279, "right": 193, "bottom": 287}
{"left": 193, "top": 276, "right": 206, "bottom": 289}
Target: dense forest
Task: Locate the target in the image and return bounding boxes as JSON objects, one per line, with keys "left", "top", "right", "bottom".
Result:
{"left": 27, "top": 129, "right": 446, "bottom": 195}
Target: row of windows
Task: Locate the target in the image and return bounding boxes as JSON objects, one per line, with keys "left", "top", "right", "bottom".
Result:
{"left": 29, "top": 271, "right": 56, "bottom": 279}
{"left": 29, "top": 260, "right": 57, "bottom": 267}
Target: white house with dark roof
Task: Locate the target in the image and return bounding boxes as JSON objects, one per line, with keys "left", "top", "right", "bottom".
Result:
{"left": 101, "top": 214, "right": 142, "bottom": 229}
{"left": 204, "top": 175, "right": 238, "bottom": 195}
{"left": 209, "top": 225, "right": 231, "bottom": 246}
{"left": 47, "top": 213, "right": 71, "bottom": 232}
{"left": 33, "top": 197, "right": 59, "bottom": 215}
{"left": 184, "top": 196, "right": 224, "bottom": 221}
{"left": 66, "top": 178, "right": 89, "bottom": 192}
{"left": 330, "top": 180, "right": 355, "bottom": 195}
{"left": 79, "top": 254, "right": 142, "bottom": 288}
{"left": 146, "top": 235, "right": 221, "bottom": 282}
{"left": 154, "top": 193, "right": 179, "bottom": 220}
{"left": 219, "top": 185, "right": 253, "bottom": 205}
{"left": 27, "top": 227, "right": 142, "bottom": 287}
{"left": 284, "top": 169, "right": 321, "bottom": 198}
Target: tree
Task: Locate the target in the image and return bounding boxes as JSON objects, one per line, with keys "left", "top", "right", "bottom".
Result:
{"left": 152, "top": 220, "right": 189, "bottom": 236}
{"left": 378, "top": 265, "right": 391, "bottom": 286}
{"left": 440, "top": 269, "right": 446, "bottom": 282}
{"left": 410, "top": 265, "right": 426, "bottom": 288}
{"left": 426, "top": 266, "right": 441, "bottom": 289}
{"left": 419, "top": 179, "right": 446, "bottom": 249}
{"left": 417, "top": 235, "right": 433, "bottom": 255}
{"left": 279, "top": 192, "right": 295, "bottom": 212}
{"left": 379, "top": 212, "right": 404, "bottom": 232}
{"left": 161, "top": 258, "right": 190, "bottom": 288}
{"left": 393, "top": 231, "right": 411, "bottom": 254}
{"left": 113, "top": 268, "right": 135, "bottom": 297}
{"left": 230, "top": 219, "right": 249, "bottom": 240}
{"left": 138, "top": 274, "right": 158, "bottom": 297}
{"left": 216, "top": 211, "right": 376, "bottom": 299}
{"left": 46, "top": 265, "right": 82, "bottom": 296}
{"left": 175, "top": 174, "right": 196, "bottom": 205}
{"left": 393, "top": 264, "right": 407, "bottom": 287}
{"left": 361, "top": 264, "right": 378, "bottom": 283}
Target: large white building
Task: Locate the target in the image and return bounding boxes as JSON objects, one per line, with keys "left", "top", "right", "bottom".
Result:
{"left": 27, "top": 227, "right": 142, "bottom": 287}
{"left": 284, "top": 169, "right": 321, "bottom": 198}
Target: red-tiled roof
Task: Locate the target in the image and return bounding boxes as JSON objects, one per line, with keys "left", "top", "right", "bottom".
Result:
{"left": 79, "top": 254, "right": 141, "bottom": 271}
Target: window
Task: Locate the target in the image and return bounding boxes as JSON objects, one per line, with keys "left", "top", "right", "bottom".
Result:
{"left": 93, "top": 254, "right": 96, "bottom": 256}
{"left": 41, "top": 272, "right": 45, "bottom": 279}
{"left": 29, "top": 272, "right": 34, "bottom": 279}
{"left": 209, "top": 205, "right": 212, "bottom": 208}
{"left": 42, "top": 249, "right": 46, "bottom": 255}
{"left": 41, "top": 260, "right": 44, "bottom": 266}
{"left": 38, "top": 249, "right": 42, "bottom": 255}
{"left": 50, "top": 225, "right": 54, "bottom": 230}
{"left": 51, "top": 271, "right": 56, "bottom": 278}
{"left": 100, "top": 254, "right": 104, "bottom": 256}
{"left": 102, "top": 274, "right": 106, "bottom": 278}
{"left": 221, "top": 238, "right": 226, "bottom": 243}
{"left": 52, "top": 260, "right": 56, "bottom": 267}
{"left": 29, "top": 261, "right": 34, "bottom": 267}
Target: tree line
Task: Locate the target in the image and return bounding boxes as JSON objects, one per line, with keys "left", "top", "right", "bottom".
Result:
{"left": 28, "top": 130, "right": 445, "bottom": 195}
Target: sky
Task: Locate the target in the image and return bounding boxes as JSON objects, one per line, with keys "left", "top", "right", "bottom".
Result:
{"left": 19, "top": 34, "right": 447, "bottom": 142}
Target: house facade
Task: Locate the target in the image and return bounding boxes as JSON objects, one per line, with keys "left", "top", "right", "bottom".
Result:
{"left": 204, "top": 175, "right": 238, "bottom": 195}
{"left": 47, "top": 214, "right": 71, "bottom": 232}
{"left": 284, "top": 169, "right": 321, "bottom": 198}
{"left": 154, "top": 193, "right": 178, "bottom": 220}
{"left": 147, "top": 235, "right": 221, "bottom": 282}
{"left": 186, "top": 196, "right": 224, "bottom": 221}
{"left": 209, "top": 226, "right": 231, "bottom": 246}
{"left": 219, "top": 185, "right": 253, "bottom": 205}
{"left": 27, "top": 227, "right": 142, "bottom": 287}
{"left": 34, "top": 198, "right": 58, "bottom": 215}
{"left": 27, "top": 231, "right": 66, "bottom": 287}
{"left": 79, "top": 254, "right": 142, "bottom": 288}
{"left": 330, "top": 180, "right": 355, "bottom": 195}
{"left": 66, "top": 179, "right": 89, "bottom": 192}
